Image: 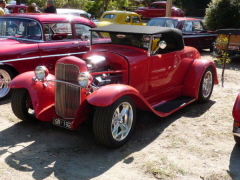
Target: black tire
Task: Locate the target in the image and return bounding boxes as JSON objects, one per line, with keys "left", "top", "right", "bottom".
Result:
{"left": 93, "top": 96, "right": 136, "bottom": 148}
{"left": 234, "top": 135, "right": 240, "bottom": 145}
{"left": 11, "top": 88, "right": 37, "bottom": 122}
{"left": 198, "top": 67, "right": 214, "bottom": 103}
{"left": 0, "top": 66, "right": 15, "bottom": 100}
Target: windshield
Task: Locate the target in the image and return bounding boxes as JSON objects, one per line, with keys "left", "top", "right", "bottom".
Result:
{"left": 91, "top": 31, "right": 150, "bottom": 50}
{"left": 147, "top": 19, "right": 178, "bottom": 28}
{"left": 0, "top": 18, "right": 42, "bottom": 40}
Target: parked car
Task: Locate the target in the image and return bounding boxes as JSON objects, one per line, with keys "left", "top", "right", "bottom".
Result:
{"left": 0, "top": 13, "right": 96, "bottom": 100}
{"left": 57, "top": 8, "right": 91, "bottom": 19}
{"left": 147, "top": 17, "right": 217, "bottom": 51}
{"left": 6, "top": 4, "right": 27, "bottom": 13}
{"left": 215, "top": 29, "right": 240, "bottom": 57}
{"left": 10, "top": 25, "right": 218, "bottom": 147}
{"left": 134, "top": 1, "right": 185, "bottom": 20}
{"left": 95, "top": 11, "right": 145, "bottom": 27}
{"left": 233, "top": 93, "right": 240, "bottom": 144}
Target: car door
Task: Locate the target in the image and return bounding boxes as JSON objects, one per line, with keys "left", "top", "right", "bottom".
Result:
{"left": 145, "top": 35, "right": 188, "bottom": 104}
{"left": 38, "top": 23, "right": 89, "bottom": 74}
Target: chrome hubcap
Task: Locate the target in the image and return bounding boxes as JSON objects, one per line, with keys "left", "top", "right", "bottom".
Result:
{"left": 202, "top": 71, "right": 213, "bottom": 98}
{"left": 0, "top": 69, "right": 11, "bottom": 98}
{"left": 111, "top": 102, "right": 133, "bottom": 141}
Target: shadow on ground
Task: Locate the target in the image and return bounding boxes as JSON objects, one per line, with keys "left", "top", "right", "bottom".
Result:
{"left": 228, "top": 144, "right": 240, "bottom": 179}
{"left": 0, "top": 100, "right": 215, "bottom": 179}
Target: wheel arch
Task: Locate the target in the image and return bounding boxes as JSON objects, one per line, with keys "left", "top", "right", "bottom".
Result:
{"left": 182, "top": 59, "right": 218, "bottom": 98}
{"left": 0, "top": 64, "right": 19, "bottom": 77}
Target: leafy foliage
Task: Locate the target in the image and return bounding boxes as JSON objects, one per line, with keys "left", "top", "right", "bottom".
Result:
{"left": 204, "top": 0, "right": 240, "bottom": 31}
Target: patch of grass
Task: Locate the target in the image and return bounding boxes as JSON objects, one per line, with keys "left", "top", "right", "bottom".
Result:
{"left": 145, "top": 157, "right": 186, "bottom": 179}
{"left": 204, "top": 172, "right": 231, "bottom": 180}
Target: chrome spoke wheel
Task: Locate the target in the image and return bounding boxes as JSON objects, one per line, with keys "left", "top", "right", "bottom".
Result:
{"left": 202, "top": 71, "right": 213, "bottom": 98}
{"left": 0, "top": 69, "right": 12, "bottom": 98}
{"left": 111, "top": 102, "right": 133, "bottom": 141}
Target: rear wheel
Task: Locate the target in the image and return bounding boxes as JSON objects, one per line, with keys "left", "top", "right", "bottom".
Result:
{"left": 198, "top": 67, "right": 214, "bottom": 102}
{"left": 11, "top": 88, "right": 37, "bottom": 122}
{"left": 0, "top": 66, "right": 15, "bottom": 100}
{"left": 93, "top": 96, "right": 136, "bottom": 147}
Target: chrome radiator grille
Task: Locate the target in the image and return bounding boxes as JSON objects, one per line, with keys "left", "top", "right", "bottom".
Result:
{"left": 55, "top": 63, "right": 80, "bottom": 119}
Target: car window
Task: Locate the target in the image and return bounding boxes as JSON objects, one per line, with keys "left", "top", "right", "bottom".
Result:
{"left": 150, "top": 4, "right": 159, "bottom": 8}
{"left": 192, "top": 21, "right": 204, "bottom": 31}
{"left": 0, "top": 18, "right": 42, "bottom": 40}
{"left": 103, "top": 14, "right": 116, "bottom": 19}
{"left": 42, "top": 23, "right": 73, "bottom": 41}
{"left": 75, "top": 24, "right": 93, "bottom": 40}
{"left": 132, "top": 16, "right": 140, "bottom": 23}
{"left": 183, "top": 21, "right": 193, "bottom": 31}
{"left": 125, "top": 16, "right": 130, "bottom": 23}
{"left": 147, "top": 19, "right": 177, "bottom": 28}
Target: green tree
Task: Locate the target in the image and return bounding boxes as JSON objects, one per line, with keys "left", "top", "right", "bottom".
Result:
{"left": 204, "top": 0, "right": 240, "bottom": 30}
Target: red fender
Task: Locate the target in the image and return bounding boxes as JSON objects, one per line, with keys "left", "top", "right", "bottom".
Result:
{"left": 182, "top": 59, "right": 218, "bottom": 97}
{"left": 233, "top": 93, "right": 240, "bottom": 121}
{"left": 9, "top": 71, "right": 57, "bottom": 121}
{"left": 87, "top": 84, "right": 142, "bottom": 107}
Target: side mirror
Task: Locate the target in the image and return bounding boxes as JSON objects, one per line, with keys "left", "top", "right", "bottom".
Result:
{"left": 158, "top": 40, "right": 167, "bottom": 49}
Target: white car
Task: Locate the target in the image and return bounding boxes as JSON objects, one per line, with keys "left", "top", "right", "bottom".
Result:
{"left": 57, "top": 8, "right": 91, "bottom": 19}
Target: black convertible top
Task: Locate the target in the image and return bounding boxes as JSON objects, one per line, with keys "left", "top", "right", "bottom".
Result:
{"left": 216, "top": 29, "right": 240, "bottom": 35}
{"left": 91, "top": 24, "right": 184, "bottom": 51}
{"left": 90, "top": 24, "right": 182, "bottom": 35}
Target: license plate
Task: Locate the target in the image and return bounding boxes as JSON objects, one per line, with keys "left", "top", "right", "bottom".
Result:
{"left": 53, "top": 117, "right": 72, "bottom": 129}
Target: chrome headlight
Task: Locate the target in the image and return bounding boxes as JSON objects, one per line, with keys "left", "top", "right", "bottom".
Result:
{"left": 34, "top": 66, "right": 48, "bottom": 80}
{"left": 77, "top": 72, "right": 91, "bottom": 88}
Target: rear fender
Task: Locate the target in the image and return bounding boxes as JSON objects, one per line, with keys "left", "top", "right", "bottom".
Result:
{"left": 233, "top": 93, "right": 240, "bottom": 121}
{"left": 182, "top": 59, "right": 218, "bottom": 97}
{"left": 10, "top": 71, "right": 56, "bottom": 121}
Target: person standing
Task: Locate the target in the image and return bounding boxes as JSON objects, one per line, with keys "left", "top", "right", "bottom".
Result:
{"left": 0, "top": 0, "right": 9, "bottom": 14}
{"left": 0, "top": 6, "right": 4, "bottom": 15}
{"left": 37, "top": 0, "right": 56, "bottom": 13}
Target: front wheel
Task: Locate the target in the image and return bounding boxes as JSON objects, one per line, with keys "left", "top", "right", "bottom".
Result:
{"left": 198, "top": 67, "right": 214, "bottom": 102}
{"left": 0, "top": 66, "right": 15, "bottom": 100}
{"left": 11, "top": 88, "right": 37, "bottom": 122}
{"left": 93, "top": 96, "right": 136, "bottom": 147}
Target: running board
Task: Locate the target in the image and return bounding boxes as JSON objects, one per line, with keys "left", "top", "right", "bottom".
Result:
{"left": 154, "top": 96, "right": 195, "bottom": 114}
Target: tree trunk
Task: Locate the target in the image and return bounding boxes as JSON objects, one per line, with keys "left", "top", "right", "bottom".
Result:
{"left": 166, "top": 0, "right": 173, "bottom": 17}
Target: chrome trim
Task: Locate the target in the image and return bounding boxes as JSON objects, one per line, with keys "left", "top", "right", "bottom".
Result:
{"left": 0, "top": 52, "right": 87, "bottom": 63}
{"left": 47, "top": 79, "right": 81, "bottom": 88}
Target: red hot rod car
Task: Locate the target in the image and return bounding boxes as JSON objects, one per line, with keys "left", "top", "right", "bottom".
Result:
{"left": 134, "top": 1, "right": 185, "bottom": 20}
{"left": 0, "top": 13, "right": 96, "bottom": 100}
{"left": 10, "top": 25, "right": 218, "bottom": 147}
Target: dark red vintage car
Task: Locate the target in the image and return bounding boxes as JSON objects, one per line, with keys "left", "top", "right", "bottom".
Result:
{"left": 134, "top": 1, "right": 185, "bottom": 20}
{"left": 10, "top": 25, "right": 218, "bottom": 147}
{"left": 147, "top": 17, "right": 217, "bottom": 51}
{"left": 6, "top": 4, "right": 27, "bottom": 13}
{"left": 0, "top": 13, "right": 96, "bottom": 100}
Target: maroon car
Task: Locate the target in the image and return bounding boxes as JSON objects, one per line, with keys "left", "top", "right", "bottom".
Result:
{"left": 6, "top": 5, "right": 27, "bottom": 13}
{"left": 134, "top": 1, "right": 185, "bottom": 20}
{"left": 0, "top": 13, "right": 96, "bottom": 100}
{"left": 147, "top": 17, "right": 217, "bottom": 51}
